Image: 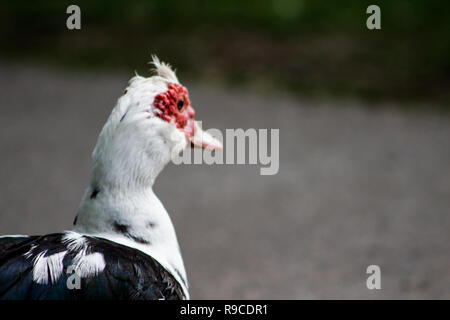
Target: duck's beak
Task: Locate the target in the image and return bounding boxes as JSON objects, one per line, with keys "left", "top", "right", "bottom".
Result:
{"left": 188, "top": 121, "right": 222, "bottom": 150}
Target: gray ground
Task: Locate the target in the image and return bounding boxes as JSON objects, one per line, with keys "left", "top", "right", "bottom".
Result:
{"left": 0, "top": 63, "right": 449, "bottom": 299}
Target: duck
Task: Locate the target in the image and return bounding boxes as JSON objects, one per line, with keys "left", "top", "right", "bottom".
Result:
{"left": 0, "top": 56, "right": 222, "bottom": 300}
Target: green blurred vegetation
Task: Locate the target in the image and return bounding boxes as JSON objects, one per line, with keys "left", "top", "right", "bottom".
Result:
{"left": 1, "top": 0, "right": 449, "bottom": 107}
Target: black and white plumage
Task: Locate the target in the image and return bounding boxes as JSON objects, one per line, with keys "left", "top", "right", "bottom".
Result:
{"left": 0, "top": 57, "right": 222, "bottom": 300}
{"left": 0, "top": 233, "right": 183, "bottom": 299}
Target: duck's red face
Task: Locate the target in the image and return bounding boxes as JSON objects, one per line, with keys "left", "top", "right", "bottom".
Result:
{"left": 153, "top": 83, "right": 222, "bottom": 150}
{"left": 153, "top": 83, "right": 196, "bottom": 139}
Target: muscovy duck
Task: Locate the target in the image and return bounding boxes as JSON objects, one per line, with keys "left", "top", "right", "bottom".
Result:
{"left": 0, "top": 56, "right": 222, "bottom": 300}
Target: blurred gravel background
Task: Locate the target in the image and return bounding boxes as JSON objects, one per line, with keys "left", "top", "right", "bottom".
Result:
{"left": 0, "top": 63, "right": 449, "bottom": 299}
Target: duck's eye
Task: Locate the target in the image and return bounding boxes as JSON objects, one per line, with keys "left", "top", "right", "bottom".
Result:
{"left": 177, "top": 98, "right": 184, "bottom": 112}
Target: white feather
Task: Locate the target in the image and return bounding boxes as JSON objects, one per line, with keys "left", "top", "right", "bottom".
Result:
{"left": 62, "top": 231, "right": 106, "bottom": 278}
{"left": 62, "top": 231, "right": 86, "bottom": 251}
{"left": 72, "top": 251, "right": 105, "bottom": 278}
{"left": 23, "top": 244, "right": 37, "bottom": 259}
{"left": 150, "top": 55, "right": 179, "bottom": 83}
{"left": 25, "top": 231, "right": 106, "bottom": 284}
{"left": 0, "top": 234, "right": 29, "bottom": 238}
{"left": 32, "top": 251, "right": 66, "bottom": 285}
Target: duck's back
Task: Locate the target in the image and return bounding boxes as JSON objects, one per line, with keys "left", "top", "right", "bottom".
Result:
{"left": 0, "top": 233, "right": 184, "bottom": 300}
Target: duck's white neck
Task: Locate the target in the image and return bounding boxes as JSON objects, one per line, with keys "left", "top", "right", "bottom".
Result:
{"left": 71, "top": 85, "right": 190, "bottom": 297}
{"left": 73, "top": 182, "right": 189, "bottom": 297}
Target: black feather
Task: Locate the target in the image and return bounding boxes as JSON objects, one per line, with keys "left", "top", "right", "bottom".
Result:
{"left": 0, "top": 234, "right": 184, "bottom": 300}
